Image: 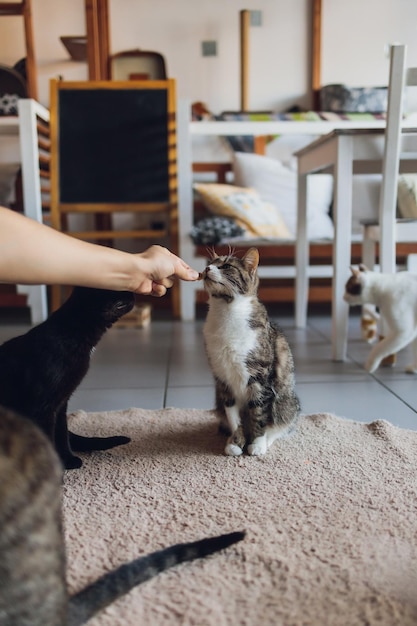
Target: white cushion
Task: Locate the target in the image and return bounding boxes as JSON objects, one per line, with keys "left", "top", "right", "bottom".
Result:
{"left": 397, "top": 174, "right": 417, "bottom": 218}
{"left": 232, "top": 152, "right": 334, "bottom": 240}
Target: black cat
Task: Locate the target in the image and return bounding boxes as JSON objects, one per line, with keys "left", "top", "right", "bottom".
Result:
{"left": 0, "top": 287, "right": 135, "bottom": 469}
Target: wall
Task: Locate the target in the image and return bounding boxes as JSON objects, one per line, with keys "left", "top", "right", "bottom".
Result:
{"left": 0, "top": 0, "right": 417, "bottom": 113}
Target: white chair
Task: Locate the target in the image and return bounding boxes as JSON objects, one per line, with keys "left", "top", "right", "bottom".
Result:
{"left": 362, "top": 44, "right": 417, "bottom": 274}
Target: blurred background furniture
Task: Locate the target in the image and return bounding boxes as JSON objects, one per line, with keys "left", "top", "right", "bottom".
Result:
{"left": 0, "top": 0, "right": 37, "bottom": 99}
{"left": 109, "top": 49, "right": 167, "bottom": 81}
{"left": 295, "top": 44, "right": 417, "bottom": 362}
{"left": 177, "top": 99, "right": 417, "bottom": 321}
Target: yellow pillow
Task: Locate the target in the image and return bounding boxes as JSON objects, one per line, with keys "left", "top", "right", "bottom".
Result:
{"left": 193, "top": 183, "right": 292, "bottom": 238}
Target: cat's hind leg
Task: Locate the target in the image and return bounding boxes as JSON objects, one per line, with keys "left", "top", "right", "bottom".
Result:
{"left": 405, "top": 335, "right": 417, "bottom": 374}
{"left": 54, "top": 405, "right": 83, "bottom": 469}
{"left": 69, "top": 432, "right": 131, "bottom": 452}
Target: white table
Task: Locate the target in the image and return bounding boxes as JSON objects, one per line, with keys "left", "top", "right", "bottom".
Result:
{"left": 295, "top": 127, "right": 417, "bottom": 362}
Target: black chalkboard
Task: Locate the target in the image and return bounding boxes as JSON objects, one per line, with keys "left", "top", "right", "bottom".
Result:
{"left": 57, "top": 86, "right": 170, "bottom": 204}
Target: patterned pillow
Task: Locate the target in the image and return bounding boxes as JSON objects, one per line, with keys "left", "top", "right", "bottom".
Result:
{"left": 190, "top": 216, "right": 245, "bottom": 245}
{"left": 193, "top": 183, "right": 292, "bottom": 239}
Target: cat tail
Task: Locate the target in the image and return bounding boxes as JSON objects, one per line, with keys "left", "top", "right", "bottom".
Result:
{"left": 67, "top": 530, "right": 245, "bottom": 626}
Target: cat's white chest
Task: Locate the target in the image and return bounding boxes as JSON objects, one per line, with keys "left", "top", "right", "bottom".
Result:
{"left": 203, "top": 296, "right": 256, "bottom": 399}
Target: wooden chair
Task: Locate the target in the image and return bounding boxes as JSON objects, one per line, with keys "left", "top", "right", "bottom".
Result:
{"left": 0, "top": 1, "right": 37, "bottom": 99}
{"left": 49, "top": 78, "right": 180, "bottom": 315}
{"left": 361, "top": 44, "right": 417, "bottom": 273}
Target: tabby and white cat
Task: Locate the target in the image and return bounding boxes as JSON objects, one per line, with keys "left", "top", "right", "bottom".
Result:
{"left": 201, "top": 247, "right": 300, "bottom": 456}
{"left": 344, "top": 265, "right": 417, "bottom": 373}
{"left": 0, "top": 405, "right": 245, "bottom": 626}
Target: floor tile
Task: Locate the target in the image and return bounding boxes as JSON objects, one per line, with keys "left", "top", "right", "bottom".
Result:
{"left": 297, "top": 379, "right": 417, "bottom": 427}
{"left": 68, "top": 387, "right": 166, "bottom": 413}
{"left": 165, "top": 385, "right": 215, "bottom": 409}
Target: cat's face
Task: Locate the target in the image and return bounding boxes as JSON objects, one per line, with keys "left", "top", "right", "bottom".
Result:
{"left": 202, "top": 248, "right": 260, "bottom": 299}
{"left": 72, "top": 288, "right": 135, "bottom": 325}
{"left": 343, "top": 265, "right": 367, "bottom": 305}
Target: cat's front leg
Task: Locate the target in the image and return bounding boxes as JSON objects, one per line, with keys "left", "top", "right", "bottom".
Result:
{"left": 224, "top": 404, "right": 245, "bottom": 456}
{"left": 215, "top": 380, "right": 245, "bottom": 454}
{"left": 247, "top": 435, "right": 268, "bottom": 456}
{"left": 365, "top": 332, "right": 410, "bottom": 373}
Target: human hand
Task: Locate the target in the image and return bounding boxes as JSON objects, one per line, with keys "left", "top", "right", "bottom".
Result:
{"left": 133, "top": 245, "right": 199, "bottom": 296}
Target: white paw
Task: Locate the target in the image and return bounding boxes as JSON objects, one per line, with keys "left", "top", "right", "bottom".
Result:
{"left": 247, "top": 437, "right": 267, "bottom": 456}
{"left": 225, "top": 443, "right": 243, "bottom": 456}
{"left": 405, "top": 365, "right": 417, "bottom": 374}
{"left": 365, "top": 359, "right": 378, "bottom": 373}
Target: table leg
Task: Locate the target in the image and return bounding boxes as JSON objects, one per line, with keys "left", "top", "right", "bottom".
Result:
{"left": 295, "top": 172, "right": 308, "bottom": 327}
{"left": 332, "top": 136, "right": 353, "bottom": 361}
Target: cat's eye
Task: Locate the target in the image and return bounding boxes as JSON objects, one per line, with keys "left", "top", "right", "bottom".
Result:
{"left": 221, "top": 263, "right": 231, "bottom": 269}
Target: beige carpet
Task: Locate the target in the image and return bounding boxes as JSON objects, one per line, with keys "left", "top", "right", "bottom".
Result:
{"left": 63, "top": 408, "right": 417, "bottom": 626}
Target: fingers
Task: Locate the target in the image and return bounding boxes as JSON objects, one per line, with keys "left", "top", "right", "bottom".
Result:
{"left": 170, "top": 254, "right": 199, "bottom": 281}
{"left": 151, "top": 282, "right": 167, "bottom": 297}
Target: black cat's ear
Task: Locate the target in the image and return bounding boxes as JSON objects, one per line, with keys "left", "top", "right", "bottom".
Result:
{"left": 243, "top": 248, "right": 259, "bottom": 274}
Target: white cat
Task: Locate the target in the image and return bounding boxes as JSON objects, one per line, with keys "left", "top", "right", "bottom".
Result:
{"left": 343, "top": 265, "right": 417, "bottom": 374}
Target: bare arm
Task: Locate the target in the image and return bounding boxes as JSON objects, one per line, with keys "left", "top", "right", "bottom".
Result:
{"left": 0, "top": 206, "right": 199, "bottom": 296}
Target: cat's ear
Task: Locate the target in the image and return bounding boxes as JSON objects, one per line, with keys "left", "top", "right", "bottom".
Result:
{"left": 243, "top": 248, "right": 259, "bottom": 274}
{"left": 350, "top": 263, "right": 369, "bottom": 278}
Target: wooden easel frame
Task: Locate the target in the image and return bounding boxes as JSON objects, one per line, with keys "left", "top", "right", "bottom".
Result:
{"left": 49, "top": 78, "right": 180, "bottom": 314}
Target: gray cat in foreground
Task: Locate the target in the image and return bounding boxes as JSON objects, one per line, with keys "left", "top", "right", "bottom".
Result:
{"left": 0, "top": 406, "right": 244, "bottom": 626}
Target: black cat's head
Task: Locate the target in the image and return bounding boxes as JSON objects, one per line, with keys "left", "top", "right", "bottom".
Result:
{"left": 70, "top": 288, "right": 135, "bottom": 327}
{"left": 202, "top": 248, "right": 260, "bottom": 301}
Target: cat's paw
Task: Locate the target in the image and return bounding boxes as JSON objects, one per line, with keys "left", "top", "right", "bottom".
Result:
{"left": 64, "top": 455, "right": 83, "bottom": 470}
{"left": 405, "top": 364, "right": 417, "bottom": 374}
{"left": 224, "top": 442, "right": 243, "bottom": 456}
{"left": 247, "top": 437, "right": 268, "bottom": 456}
{"left": 365, "top": 358, "right": 379, "bottom": 373}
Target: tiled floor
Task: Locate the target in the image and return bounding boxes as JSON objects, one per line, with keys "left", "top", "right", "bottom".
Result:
{"left": 1, "top": 306, "right": 417, "bottom": 431}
